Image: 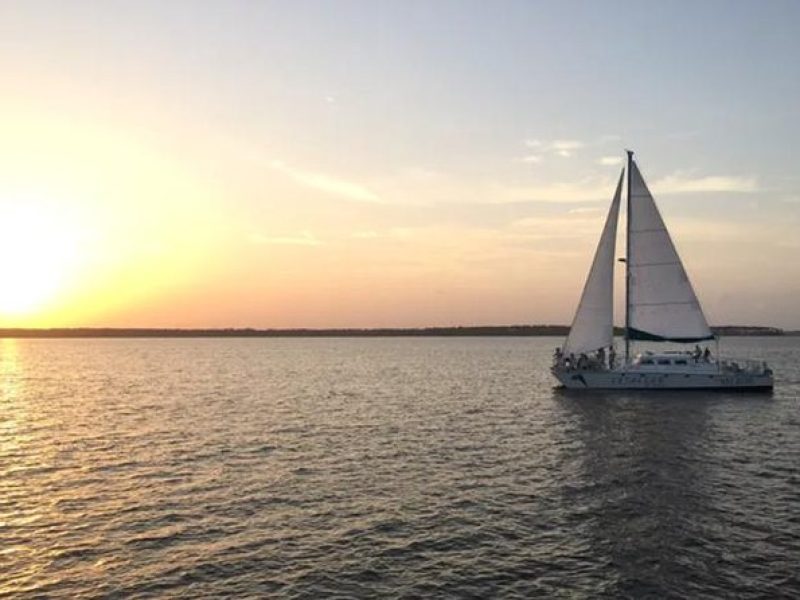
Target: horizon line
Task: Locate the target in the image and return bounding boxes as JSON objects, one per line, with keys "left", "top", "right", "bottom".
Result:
{"left": 0, "top": 325, "right": 789, "bottom": 339}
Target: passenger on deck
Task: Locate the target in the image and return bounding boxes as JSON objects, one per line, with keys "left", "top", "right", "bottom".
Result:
{"left": 609, "top": 347, "right": 616, "bottom": 369}
{"left": 693, "top": 345, "right": 702, "bottom": 362}
{"left": 578, "top": 353, "right": 588, "bottom": 370}
{"left": 597, "top": 347, "right": 606, "bottom": 368}
{"left": 554, "top": 347, "right": 563, "bottom": 365}
{"left": 703, "top": 347, "right": 711, "bottom": 362}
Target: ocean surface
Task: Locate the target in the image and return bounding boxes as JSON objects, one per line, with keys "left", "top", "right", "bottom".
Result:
{"left": 1, "top": 336, "right": 799, "bottom": 598}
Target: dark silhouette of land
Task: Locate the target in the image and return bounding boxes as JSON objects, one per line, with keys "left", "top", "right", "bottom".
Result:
{"left": 0, "top": 325, "right": 787, "bottom": 338}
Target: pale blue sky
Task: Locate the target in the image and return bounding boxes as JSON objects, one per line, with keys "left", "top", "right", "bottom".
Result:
{"left": 1, "top": 1, "right": 799, "bottom": 327}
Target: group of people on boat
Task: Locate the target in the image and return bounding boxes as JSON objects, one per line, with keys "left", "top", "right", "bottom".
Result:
{"left": 692, "top": 344, "right": 713, "bottom": 363}
{"left": 553, "top": 346, "right": 616, "bottom": 372}
{"left": 554, "top": 344, "right": 718, "bottom": 372}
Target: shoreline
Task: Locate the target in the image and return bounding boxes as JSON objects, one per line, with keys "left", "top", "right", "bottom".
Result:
{"left": 0, "top": 326, "right": 789, "bottom": 339}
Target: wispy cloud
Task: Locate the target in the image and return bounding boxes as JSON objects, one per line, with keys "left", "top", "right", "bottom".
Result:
{"left": 491, "top": 176, "right": 616, "bottom": 203}
{"left": 596, "top": 156, "right": 622, "bottom": 166}
{"left": 249, "top": 231, "right": 323, "bottom": 246}
{"left": 568, "top": 206, "right": 604, "bottom": 214}
{"left": 510, "top": 211, "right": 611, "bottom": 241}
{"left": 270, "top": 161, "right": 381, "bottom": 203}
{"left": 382, "top": 167, "right": 619, "bottom": 205}
{"left": 549, "top": 140, "right": 585, "bottom": 157}
{"left": 652, "top": 172, "right": 758, "bottom": 194}
{"left": 520, "top": 136, "right": 620, "bottom": 163}
{"left": 523, "top": 138, "right": 586, "bottom": 157}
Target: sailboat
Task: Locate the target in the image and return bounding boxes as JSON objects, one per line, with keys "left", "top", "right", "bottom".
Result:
{"left": 552, "top": 151, "right": 773, "bottom": 391}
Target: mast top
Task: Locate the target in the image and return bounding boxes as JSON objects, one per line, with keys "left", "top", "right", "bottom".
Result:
{"left": 625, "top": 149, "right": 634, "bottom": 159}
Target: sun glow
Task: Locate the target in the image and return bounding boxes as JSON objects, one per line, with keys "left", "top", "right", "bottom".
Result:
{"left": 0, "top": 202, "right": 83, "bottom": 316}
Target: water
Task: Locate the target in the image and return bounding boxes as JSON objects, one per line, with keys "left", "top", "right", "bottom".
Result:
{"left": 1, "top": 336, "right": 799, "bottom": 598}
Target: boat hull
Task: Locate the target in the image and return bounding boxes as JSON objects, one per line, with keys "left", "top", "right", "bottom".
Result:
{"left": 552, "top": 368, "right": 773, "bottom": 391}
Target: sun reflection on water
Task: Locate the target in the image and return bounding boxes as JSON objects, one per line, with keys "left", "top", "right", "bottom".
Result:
{"left": 0, "top": 338, "right": 35, "bottom": 594}
{"left": 0, "top": 338, "right": 24, "bottom": 464}
{"left": 1, "top": 338, "right": 20, "bottom": 397}
{"left": 0, "top": 340, "right": 62, "bottom": 595}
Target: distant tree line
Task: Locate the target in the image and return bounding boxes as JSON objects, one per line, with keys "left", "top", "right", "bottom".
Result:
{"left": 0, "top": 325, "right": 789, "bottom": 338}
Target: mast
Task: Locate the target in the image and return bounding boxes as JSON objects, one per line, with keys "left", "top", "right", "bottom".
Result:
{"left": 625, "top": 149, "right": 633, "bottom": 363}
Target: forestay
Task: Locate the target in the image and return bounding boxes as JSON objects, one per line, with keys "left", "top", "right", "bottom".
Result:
{"left": 627, "top": 160, "right": 713, "bottom": 342}
{"left": 562, "top": 170, "right": 623, "bottom": 355}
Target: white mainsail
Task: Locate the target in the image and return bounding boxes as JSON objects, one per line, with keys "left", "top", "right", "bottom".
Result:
{"left": 562, "top": 170, "right": 623, "bottom": 355}
{"left": 627, "top": 159, "right": 713, "bottom": 342}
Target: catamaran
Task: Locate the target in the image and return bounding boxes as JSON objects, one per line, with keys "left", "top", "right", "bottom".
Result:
{"left": 552, "top": 151, "right": 773, "bottom": 391}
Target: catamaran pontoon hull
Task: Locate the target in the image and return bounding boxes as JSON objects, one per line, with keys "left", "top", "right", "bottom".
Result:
{"left": 552, "top": 368, "right": 773, "bottom": 391}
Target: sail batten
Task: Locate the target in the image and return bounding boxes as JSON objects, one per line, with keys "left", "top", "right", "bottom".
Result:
{"left": 562, "top": 170, "right": 623, "bottom": 355}
{"left": 626, "top": 159, "right": 713, "bottom": 342}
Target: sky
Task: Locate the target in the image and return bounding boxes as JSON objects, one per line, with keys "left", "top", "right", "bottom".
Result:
{"left": 0, "top": 0, "right": 799, "bottom": 329}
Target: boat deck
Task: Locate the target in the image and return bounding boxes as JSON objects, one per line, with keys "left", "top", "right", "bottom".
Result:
{"left": 552, "top": 352, "right": 773, "bottom": 390}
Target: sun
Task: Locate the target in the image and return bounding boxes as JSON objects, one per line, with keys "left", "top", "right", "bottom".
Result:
{"left": 0, "top": 203, "right": 82, "bottom": 316}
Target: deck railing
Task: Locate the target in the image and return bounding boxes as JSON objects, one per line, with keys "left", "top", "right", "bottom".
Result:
{"left": 719, "top": 359, "right": 770, "bottom": 375}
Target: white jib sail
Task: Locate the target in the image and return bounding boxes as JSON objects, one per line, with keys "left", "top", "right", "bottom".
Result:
{"left": 562, "top": 170, "right": 623, "bottom": 355}
{"left": 627, "top": 159, "right": 713, "bottom": 342}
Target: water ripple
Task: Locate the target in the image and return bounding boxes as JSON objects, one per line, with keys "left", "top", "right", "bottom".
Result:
{"left": 1, "top": 337, "right": 799, "bottom": 598}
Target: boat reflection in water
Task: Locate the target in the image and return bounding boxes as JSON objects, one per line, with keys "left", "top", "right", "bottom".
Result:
{"left": 555, "top": 389, "right": 779, "bottom": 596}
